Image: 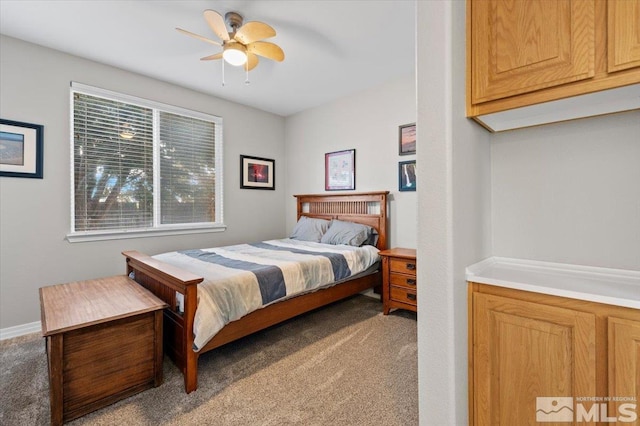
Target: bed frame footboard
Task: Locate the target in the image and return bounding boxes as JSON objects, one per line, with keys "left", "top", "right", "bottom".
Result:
{"left": 123, "top": 250, "right": 202, "bottom": 393}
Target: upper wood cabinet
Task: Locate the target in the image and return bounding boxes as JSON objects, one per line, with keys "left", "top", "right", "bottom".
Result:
{"left": 470, "top": 0, "right": 595, "bottom": 104}
{"left": 467, "top": 0, "right": 640, "bottom": 124}
{"left": 608, "top": 0, "right": 640, "bottom": 72}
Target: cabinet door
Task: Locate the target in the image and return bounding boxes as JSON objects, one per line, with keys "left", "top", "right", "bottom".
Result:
{"left": 471, "top": 0, "right": 595, "bottom": 104}
{"left": 608, "top": 317, "right": 640, "bottom": 420}
{"left": 608, "top": 0, "right": 640, "bottom": 72}
{"left": 473, "top": 293, "right": 596, "bottom": 425}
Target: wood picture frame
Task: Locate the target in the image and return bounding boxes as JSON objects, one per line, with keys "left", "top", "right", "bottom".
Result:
{"left": 0, "top": 118, "right": 44, "bottom": 179}
{"left": 399, "top": 160, "right": 416, "bottom": 191}
{"left": 325, "top": 149, "right": 355, "bottom": 191}
{"left": 399, "top": 123, "right": 416, "bottom": 155}
{"left": 240, "top": 155, "right": 275, "bottom": 190}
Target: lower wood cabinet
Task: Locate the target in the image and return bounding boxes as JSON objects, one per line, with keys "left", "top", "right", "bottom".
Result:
{"left": 469, "top": 283, "right": 640, "bottom": 425}
{"left": 608, "top": 317, "right": 640, "bottom": 415}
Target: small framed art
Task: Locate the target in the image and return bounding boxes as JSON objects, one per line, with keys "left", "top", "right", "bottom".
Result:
{"left": 240, "top": 155, "right": 275, "bottom": 190}
{"left": 325, "top": 149, "right": 355, "bottom": 191}
{"left": 0, "top": 118, "right": 44, "bottom": 179}
{"left": 399, "top": 123, "right": 416, "bottom": 155}
{"left": 399, "top": 160, "right": 416, "bottom": 191}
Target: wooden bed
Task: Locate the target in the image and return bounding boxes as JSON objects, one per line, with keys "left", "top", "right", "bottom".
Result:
{"left": 123, "top": 191, "right": 389, "bottom": 393}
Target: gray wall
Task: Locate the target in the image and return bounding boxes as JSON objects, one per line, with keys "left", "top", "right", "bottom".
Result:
{"left": 0, "top": 36, "right": 286, "bottom": 329}
{"left": 284, "top": 75, "right": 417, "bottom": 249}
{"left": 417, "top": 1, "right": 492, "bottom": 424}
{"left": 492, "top": 110, "right": 640, "bottom": 270}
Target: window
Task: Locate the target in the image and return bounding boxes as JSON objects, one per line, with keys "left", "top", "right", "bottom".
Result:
{"left": 68, "top": 83, "right": 223, "bottom": 242}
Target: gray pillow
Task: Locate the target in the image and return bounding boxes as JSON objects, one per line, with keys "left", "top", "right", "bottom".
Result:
{"left": 320, "top": 219, "right": 375, "bottom": 246}
{"left": 290, "top": 216, "right": 331, "bottom": 242}
{"left": 363, "top": 228, "right": 379, "bottom": 247}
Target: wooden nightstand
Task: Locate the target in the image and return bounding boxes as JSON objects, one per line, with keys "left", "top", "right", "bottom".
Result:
{"left": 40, "top": 275, "right": 167, "bottom": 425}
{"left": 380, "top": 248, "right": 417, "bottom": 314}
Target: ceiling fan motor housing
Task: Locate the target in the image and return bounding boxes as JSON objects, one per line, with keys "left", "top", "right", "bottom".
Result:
{"left": 225, "top": 12, "right": 243, "bottom": 32}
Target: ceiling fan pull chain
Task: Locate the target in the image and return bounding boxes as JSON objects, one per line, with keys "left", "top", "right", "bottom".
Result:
{"left": 221, "top": 59, "right": 225, "bottom": 86}
{"left": 245, "top": 66, "right": 250, "bottom": 85}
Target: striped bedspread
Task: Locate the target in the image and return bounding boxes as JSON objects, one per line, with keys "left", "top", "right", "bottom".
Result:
{"left": 153, "top": 238, "right": 380, "bottom": 351}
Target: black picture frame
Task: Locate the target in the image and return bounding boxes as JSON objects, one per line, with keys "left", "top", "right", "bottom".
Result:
{"left": 399, "top": 123, "right": 416, "bottom": 156}
{"left": 398, "top": 160, "right": 416, "bottom": 191}
{"left": 325, "top": 149, "right": 356, "bottom": 191}
{"left": 240, "top": 155, "right": 275, "bottom": 190}
{"left": 0, "top": 118, "right": 44, "bottom": 179}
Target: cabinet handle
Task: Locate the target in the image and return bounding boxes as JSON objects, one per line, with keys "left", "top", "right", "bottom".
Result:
{"left": 406, "top": 263, "right": 416, "bottom": 270}
{"left": 406, "top": 279, "right": 416, "bottom": 286}
{"left": 407, "top": 293, "right": 416, "bottom": 301}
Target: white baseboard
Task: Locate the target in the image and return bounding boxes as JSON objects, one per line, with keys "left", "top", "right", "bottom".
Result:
{"left": 0, "top": 321, "right": 41, "bottom": 340}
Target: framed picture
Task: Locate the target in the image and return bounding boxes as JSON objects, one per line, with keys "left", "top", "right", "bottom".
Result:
{"left": 399, "top": 123, "right": 416, "bottom": 155}
{"left": 325, "top": 149, "right": 355, "bottom": 191}
{"left": 240, "top": 155, "right": 275, "bottom": 190}
{"left": 0, "top": 118, "right": 44, "bottom": 179}
{"left": 399, "top": 160, "right": 416, "bottom": 191}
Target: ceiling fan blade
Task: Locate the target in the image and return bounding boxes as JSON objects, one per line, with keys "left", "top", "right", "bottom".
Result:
{"left": 246, "top": 41, "right": 284, "bottom": 62}
{"left": 176, "top": 28, "right": 221, "bottom": 46}
{"left": 204, "top": 9, "right": 230, "bottom": 41}
{"left": 234, "top": 21, "right": 276, "bottom": 44}
{"left": 200, "top": 53, "right": 223, "bottom": 61}
{"left": 245, "top": 53, "right": 259, "bottom": 71}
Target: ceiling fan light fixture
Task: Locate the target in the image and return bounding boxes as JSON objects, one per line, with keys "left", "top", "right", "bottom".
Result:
{"left": 223, "top": 43, "right": 247, "bottom": 66}
{"left": 178, "top": 9, "right": 283, "bottom": 84}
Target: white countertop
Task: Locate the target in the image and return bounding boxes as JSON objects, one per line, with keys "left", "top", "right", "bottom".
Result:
{"left": 466, "top": 257, "right": 640, "bottom": 309}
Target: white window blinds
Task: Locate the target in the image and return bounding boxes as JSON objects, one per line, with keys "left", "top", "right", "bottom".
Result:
{"left": 159, "top": 112, "right": 216, "bottom": 225}
{"left": 70, "top": 83, "right": 223, "bottom": 237}
{"left": 73, "top": 93, "right": 154, "bottom": 231}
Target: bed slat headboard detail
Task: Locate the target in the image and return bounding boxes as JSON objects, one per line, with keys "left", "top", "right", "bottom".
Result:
{"left": 304, "top": 200, "right": 372, "bottom": 215}
{"left": 294, "top": 191, "right": 389, "bottom": 250}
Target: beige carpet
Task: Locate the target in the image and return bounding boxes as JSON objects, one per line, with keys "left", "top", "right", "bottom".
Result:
{"left": 0, "top": 295, "right": 417, "bottom": 425}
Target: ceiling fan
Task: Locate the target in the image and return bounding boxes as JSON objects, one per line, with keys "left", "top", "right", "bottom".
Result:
{"left": 177, "top": 10, "right": 285, "bottom": 72}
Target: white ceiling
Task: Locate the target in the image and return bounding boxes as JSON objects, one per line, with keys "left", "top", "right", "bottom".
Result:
{"left": 0, "top": 0, "right": 416, "bottom": 117}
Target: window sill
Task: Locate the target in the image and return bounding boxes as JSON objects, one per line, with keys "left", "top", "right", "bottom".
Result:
{"left": 66, "top": 224, "right": 227, "bottom": 243}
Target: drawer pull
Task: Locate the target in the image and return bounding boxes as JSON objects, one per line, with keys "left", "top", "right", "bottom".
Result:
{"left": 407, "top": 293, "right": 416, "bottom": 301}
{"left": 406, "top": 263, "right": 416, "bottom": 270}
{"left": 406, "top": 279, "right": 416, "bottom": 286}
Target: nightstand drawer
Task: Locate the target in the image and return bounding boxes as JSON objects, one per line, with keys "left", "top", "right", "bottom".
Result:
{"left": 380, "top": 248, "right": 417, "bottom": 315}
{"left": 390, "top": 258, "right": 417, "bottom": 275}
{"left": 390, "top": 286, "right": 417, "bottom": 306}
{"left": 390, "top": 273, "right": 417, "bottom": 289}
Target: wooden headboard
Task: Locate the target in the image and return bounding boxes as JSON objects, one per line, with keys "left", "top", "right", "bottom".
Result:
{"left": 294, "top": 191, "right": 389, "bottom": 250}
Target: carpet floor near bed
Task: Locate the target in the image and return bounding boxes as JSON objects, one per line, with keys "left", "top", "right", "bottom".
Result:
{"left": 0, "top": 295, "right": 417, "bottom": 426}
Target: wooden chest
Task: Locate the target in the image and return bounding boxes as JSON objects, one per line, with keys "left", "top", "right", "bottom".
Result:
{"left": 39, "top": 275, "right": 167, "bottom": 425}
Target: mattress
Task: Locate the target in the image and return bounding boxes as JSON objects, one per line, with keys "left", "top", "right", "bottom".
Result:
{"left": 153, "top": 238, "right": 380, "bottom": 350}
